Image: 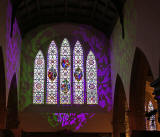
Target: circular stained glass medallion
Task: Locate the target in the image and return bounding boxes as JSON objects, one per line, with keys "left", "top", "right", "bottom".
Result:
{"left": 61, "top": 79, "right": 70, "bottom": 94}
{"left": 36, "top": 83, "right": 42, "bottom": 89}
{"left": 89, "top": 83, "right": 95, "bottom": 89}
{"left": 37, "top": 59, "right": 43, "bottom": 65}
{"left": 89, "top": 72, "right": 94, "bottom": 78}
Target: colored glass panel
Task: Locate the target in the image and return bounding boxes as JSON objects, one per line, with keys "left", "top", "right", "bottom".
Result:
{"left": 46, "top": 41, "right": 58, "bottom": 104}
{"left": 60, "top": 38, "right": 71, "bottom": 104}
{"left": 73, "top": 41, "right": 84, "bottom": 104}
{"left": 148, "top": 101, "right": 156, "bottom": 130}
{"left": 86, "top": 51, "right": 98, "bottom": 104}
{"left": 33, "top": 50, "right": 45, "bottom": 104}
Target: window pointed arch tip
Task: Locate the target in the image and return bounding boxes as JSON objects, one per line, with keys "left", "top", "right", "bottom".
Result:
{"left": 49, "top": 40, "right": 57, "bottom": 48}
{"left": 88, "top": 50, "right": 95, "bottom": 57}
{"left": 74, "top": 40, "right": 82, "bottom": 49}
{"left": 62, "top": 38, "right": 69, "bottom": 45}
{"left": 35, "top": 50, "right": 44, "bottom": 59}
{"left": 37, "top": 50, "right": 43, "bottom": 55}
{"left": 47, "top": 40, "right": 58, "bottom": 54}
{"left": 75, "top": 40, "right": 80, "bottom": 45}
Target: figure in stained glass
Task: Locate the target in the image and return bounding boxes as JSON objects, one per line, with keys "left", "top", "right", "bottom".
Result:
{"left": 61, "top": 79, "right": 70, "bottom": 94}
{"left": 48, "top": 67, "right": 57, "bottom": 81}
{"left": 74, "top": 66, "right": 83, "bottom": 81}
{"left": 61, "top": 57, "right": 70, "bottom": 69}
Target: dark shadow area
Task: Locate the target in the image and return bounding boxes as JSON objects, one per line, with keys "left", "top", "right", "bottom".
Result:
{"left": 6, "top": 73, "right": 19, "bottom": 129}
{"left": 21, "top": 130, "right": 112, "bottom": 137}
{"left": 0, "top": 46, "right": 6, "bottom": 129}
{"left": 131, "top": 130, "right": 160, "bottom": 137}
{"left": 159, "top": 60, "right": 160, "bottom": 77}
{"left": 0, "top": 129, "right": 15, "bottom": 137}
{"left": 113, "top": 74, "right": 128, "bottom": 137}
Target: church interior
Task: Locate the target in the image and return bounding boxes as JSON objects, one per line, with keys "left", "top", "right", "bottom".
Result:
{"left": 0, "top": 0, "right": 160, "bottom": 137}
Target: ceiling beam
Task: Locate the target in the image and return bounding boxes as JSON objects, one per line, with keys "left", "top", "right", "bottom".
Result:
{"left": 14, "top": 0, "right": 122, "bottom": 38}
{"left": 20, "top": 14, "right": 111, "bottom": 38}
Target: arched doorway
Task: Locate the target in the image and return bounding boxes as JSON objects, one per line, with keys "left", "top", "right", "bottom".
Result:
{"left": 6, "top": 73, "right": 19, "bottom": 129}
{"left": 113, "top": 74, "right": 129, "bottom": 137}
{"left": 129, "top": 47, "right": 154, "bottom": 131}
{"left": 0, "top": 46, "right": 6, "bottom": 129}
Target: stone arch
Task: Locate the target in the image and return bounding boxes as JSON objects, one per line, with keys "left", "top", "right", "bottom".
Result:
{"left": 113, "top": 74, "right": 129, "bottom": 137}
{"left": 0, "top": 46, "right": 6, "bottom": 129}
{"left": 6, "top": 73, "right": 19, "bottom": 129}
{"left": 129, "top": 47, "right": 154, "bottom": 131}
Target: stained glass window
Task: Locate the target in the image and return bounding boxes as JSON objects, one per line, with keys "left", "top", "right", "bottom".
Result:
{"left": 33, "top": 39, "right": 99, "bottom": 105}
{"left": 33, "top": 50, "right": 45, "bottom": 104}
{"left": 148, "top": 101, "right": 156, "bottom": 130}
{"left": 145, "top": 103, "right": 147, "bottom": 130}
{"left": 86, "top": 51, "right": 98, "bottom": 104}
{"left": 73, "top": 41, "right": 84, "bottom": 104}
{"left": 60, "top": 38, "right": 71, "bottom": 104}
{"left": 46, "top": 41, "right": 58, "bottom": 104}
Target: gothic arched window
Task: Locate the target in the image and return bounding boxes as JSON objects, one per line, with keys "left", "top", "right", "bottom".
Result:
{"left": 46, "top": 41, "right": 58, "bottom": 104}
{"left": 60, "top": 38, "right": 71, "bottom": 104}
{"left": 86, "top": 51, "right": 98, "bottom": 104}
{"left": 33, "top": 50, "right": 45, "bottom": 104}
{"left": 148, "top": 101, "right": 156, "bottom": 130}
{"left": 73, "top": 41, "right": 84, "bottom": 104}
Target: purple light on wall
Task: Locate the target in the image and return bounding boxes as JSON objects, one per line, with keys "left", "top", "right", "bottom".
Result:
{"left": 6, "top": 0, "right": 22, "bottom": 91}
{"left": 72, "top": 26, "right": 112, "bottom": 111}
{"left": 53, "top": 113, "right": 95, "bottom": 130}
